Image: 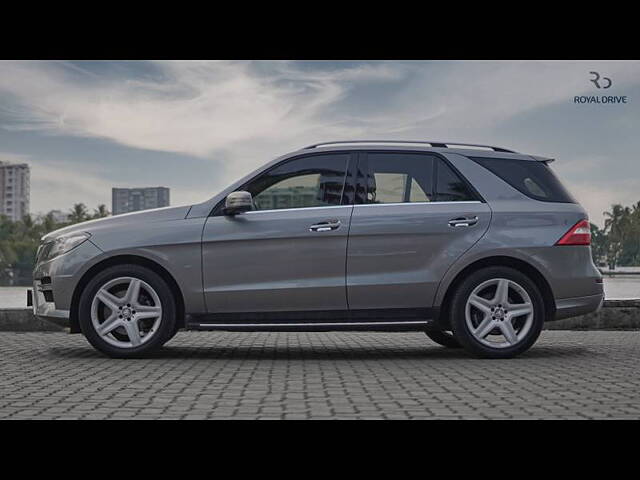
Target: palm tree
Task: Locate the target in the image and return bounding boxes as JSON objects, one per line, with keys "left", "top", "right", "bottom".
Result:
{"left": 603, "top": 204, "right": 632, "bottom": 269}
{"left": 590, "top": 223, "right": 608, "bottom": 267}
{"left": 40, "top": 212, "right": 58, "bottom": 233}
{"left": 92, "top": 204, "right": 110, "bottom": 219}
{"left": 68, "top": 203, "right": 89, "bottom": 224}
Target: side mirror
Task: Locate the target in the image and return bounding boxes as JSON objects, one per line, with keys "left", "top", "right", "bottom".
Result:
{"left": 223, "top": 191, "right": 254, "bottom": 215}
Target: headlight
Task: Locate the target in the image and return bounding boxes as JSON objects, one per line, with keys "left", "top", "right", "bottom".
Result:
{"left": 39, "top": 233, "right": 91, "bottom": 262}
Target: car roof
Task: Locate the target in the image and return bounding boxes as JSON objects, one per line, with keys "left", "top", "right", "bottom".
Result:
{"left": 286, "top": 142, "right": 551, "bottom": 162}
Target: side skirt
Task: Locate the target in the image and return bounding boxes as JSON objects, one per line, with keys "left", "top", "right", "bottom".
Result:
{"left": 186, "top": 308, "right": 437, "bottom": 332}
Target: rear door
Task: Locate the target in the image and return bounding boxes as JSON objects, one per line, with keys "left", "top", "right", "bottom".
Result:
{"left": 346, "top": 151, "right": 491, "bottom": 313}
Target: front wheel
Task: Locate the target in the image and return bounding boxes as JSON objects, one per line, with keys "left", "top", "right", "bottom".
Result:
{"left": 449, "top": 266, "right": 544, "bottom": 359}
{"left": 78, "top": 264, "right": 177, "bottom": 358}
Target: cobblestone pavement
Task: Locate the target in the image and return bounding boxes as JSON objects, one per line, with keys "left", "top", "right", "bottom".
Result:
{"left": 2, "top": 330, "right": 640, "bottom": 419}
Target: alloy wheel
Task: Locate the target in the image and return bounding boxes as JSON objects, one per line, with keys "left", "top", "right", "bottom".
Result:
{"left": 90, "top": 276, "right": 163, "bottom": 348}
{"left": 464, "top": 277, "right": 534, "bottom": 349}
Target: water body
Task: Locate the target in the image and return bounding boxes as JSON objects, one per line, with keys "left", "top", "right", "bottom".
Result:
{"left": 2, "top": 277, "right": 639, "bottom": 310}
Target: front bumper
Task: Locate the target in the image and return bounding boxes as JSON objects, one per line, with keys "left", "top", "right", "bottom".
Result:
{"left": 31, "top": 239, "right": 103, "bottom": 323}
{"left": 30, "top": 279, "right": 70, "bottom": 324}
{"left": 553, "top": 292, "right": 605, "bottom": 321}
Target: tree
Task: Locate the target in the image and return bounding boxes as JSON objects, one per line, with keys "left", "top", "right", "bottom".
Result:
{"left": 590, "top": 222, "right": 608, "bottom": 267}
{"left": 0, "top": 203, "right": 109, "bottom": 285}
{"left": 40, "top": 212, "right": 58, "bottom": 234}
{"left": 68, "top": 203, "right": 89, "bottom": 224}
{"left": 603, "top": 204, "right": 631, "bottom": 270}
{"left": 92, "top": 204, "right": 110, "bottom": 219}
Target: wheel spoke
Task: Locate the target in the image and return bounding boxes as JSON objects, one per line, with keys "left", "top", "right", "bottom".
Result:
{"left": 469, "top": 294, "right": 493, "bottom": 314}
{"left": 135, "top": 309, "right": 161, "bottom": 320}
{"left": 124, "top": 319, "right": 142, "bottom": 346}
{"left": 499, "top": 320, "right": 518, "bottom": 344}
{"left": 124, "top": 278, "right": 142, "bottom": 305}
{"left": 493, "top": 279, "right": 510, "bottom": 305}
{"left": 507, "top": 303, "right": 533, "bottom": 319}
{"left": 473, "top": 315, "right": 496, "bottom": 339}
{"left": 96, "top": 289, "right": 121, "bottom": 313}
{"left": 97, "top": 314, "right": 122, "bottom": 336}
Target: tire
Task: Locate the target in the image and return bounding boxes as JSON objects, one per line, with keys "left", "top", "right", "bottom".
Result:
{"left": 425, "top": 330, "right": 462, "bottom": 348}
{"left": 166, "top": 323, "right": 182, "bottom": 343}
{"left": 449, "top": 266, "right": 544, "bottom": 359}
{"left": 78, "top": 264, "right": 177, "bottom": 358}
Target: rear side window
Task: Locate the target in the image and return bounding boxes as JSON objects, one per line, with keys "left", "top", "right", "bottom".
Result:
{"left": 365, "top": 153, "right": 434, "bottom": 204}
{"left": 362, "top": 152, "right": 478, "bottom": 204}
{"left": 471, "top": 157, "right": 576, "bottom": 203}
{"left": 435, "top": 160, "right": 477, "bottom": 202}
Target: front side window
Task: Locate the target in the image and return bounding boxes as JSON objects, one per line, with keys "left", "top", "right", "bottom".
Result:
{"left": 245, "top": 154, "right": 349, "bottom": 211}
{"left": 365, "top": 153, "right": 434, "bottom": 204}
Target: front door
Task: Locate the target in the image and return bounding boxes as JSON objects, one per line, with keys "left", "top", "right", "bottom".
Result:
{"left": 202, "top": 152, "right": 354, "bottom": 315}
{"left": 346, "top": 151, "right": 491, "bottom": 314}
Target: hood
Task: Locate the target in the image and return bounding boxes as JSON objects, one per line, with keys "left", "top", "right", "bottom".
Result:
{"left": 42, "top": 205, "right": 192, "bottom": 241}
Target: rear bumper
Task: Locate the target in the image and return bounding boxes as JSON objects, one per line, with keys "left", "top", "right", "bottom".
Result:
{"left": 553, "top": 293, "right": 605, "bottom": 321}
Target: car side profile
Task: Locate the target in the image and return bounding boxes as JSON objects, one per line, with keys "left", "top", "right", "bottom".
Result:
{"left": 30, "top": 140, "right": 604, "bottom": 358}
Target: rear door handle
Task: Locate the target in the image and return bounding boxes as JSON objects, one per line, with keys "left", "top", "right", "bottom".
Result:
{"left": 310, "top": 220, "right": 341, "bottom": 232}
{"left": 448, "top": 216, "right": 478, "bottom": 227}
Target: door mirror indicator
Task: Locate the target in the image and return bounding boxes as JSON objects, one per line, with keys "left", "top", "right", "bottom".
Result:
{"left": 224, "top": 191, "right": 254, "bottom": 215}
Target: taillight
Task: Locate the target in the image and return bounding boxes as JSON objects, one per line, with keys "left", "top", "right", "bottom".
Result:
{"left": 556, "top": 219, "right": 591, "bottom": 246}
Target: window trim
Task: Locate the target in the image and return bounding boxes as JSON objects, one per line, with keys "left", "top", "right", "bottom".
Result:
{"left": 210, "top": 151, "right": 355, "bottom": 216}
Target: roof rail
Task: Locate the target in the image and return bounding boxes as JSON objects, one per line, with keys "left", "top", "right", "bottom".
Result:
{"left": 303, "top": 140, "right": 517, "bottom": 153}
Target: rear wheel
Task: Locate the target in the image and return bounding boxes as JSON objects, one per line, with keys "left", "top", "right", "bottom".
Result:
{"left": 425, "top": 330, "right": 462, "bottom": 348}
{"left": 449, "top": 266, "right": 544, "bottom": 359}
{"left": 78, "top": 264, "right": 177, "bottom": 358}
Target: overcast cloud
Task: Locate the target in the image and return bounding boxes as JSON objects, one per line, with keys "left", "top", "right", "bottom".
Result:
{"left": 0, "top": 60, "right": 638, "bottom": 226}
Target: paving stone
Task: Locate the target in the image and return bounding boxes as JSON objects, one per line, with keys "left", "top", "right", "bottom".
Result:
{"left": 1, "top": 330, "right": 640, "bottom": 419}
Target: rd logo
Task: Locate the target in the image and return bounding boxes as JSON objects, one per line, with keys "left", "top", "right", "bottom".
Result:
{"left": 589, "top": 72, "right": 612, "bottom": 89}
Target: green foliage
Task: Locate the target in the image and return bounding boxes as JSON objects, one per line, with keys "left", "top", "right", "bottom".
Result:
{"left": 591, "top": 201, "right": 640, "bottom": 269}
{"left": 0, "top": 204, "right": 111, "bottom": 285}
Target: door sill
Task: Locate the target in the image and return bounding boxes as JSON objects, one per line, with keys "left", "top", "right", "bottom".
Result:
{"left": 189, "top": 320, "right": 431, "bottom": 332}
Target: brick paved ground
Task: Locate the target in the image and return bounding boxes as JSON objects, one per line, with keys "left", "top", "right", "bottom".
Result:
{"left": 1, "top": 330, "right": 640, "bottom": 419}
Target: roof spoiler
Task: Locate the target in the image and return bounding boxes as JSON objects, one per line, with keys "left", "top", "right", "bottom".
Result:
{"left": 530, "top": 155, "right": 555, "bottom": 163}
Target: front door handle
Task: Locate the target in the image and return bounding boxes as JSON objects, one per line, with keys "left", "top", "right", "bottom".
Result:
{"left": 310, "top": 220, "right": 341, "bottom": 232}
{"left": 448, "top": 216, "right": 478, "bottom": 227}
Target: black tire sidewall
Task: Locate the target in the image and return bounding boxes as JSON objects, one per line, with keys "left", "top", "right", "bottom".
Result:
{"left": 450, "top": 266, "right": 544, "bottom": 359}
{"left": 425, "top": 330, "right": 463, "bottom": 348}
{"left": 78, "top": 264, "right": 177, "bottom": 358}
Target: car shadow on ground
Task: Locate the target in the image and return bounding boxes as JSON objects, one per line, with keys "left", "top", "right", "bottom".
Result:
{"left": 47, "top": 342, "right": 591, "bottom": 362}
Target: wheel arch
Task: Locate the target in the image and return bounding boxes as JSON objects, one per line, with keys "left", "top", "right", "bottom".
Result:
{"left": 69, "top": 254, "right": 186, "bottom": 333}
{"left": 436, "top": 255, "right": 555, "bottom": 328}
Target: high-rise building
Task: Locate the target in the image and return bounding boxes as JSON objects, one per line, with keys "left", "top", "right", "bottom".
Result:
{"left": 112, "top": 187, "right": 170, "bottom": 215}
{"left": 0, "top": 161, "right": 30, "bottom": 222}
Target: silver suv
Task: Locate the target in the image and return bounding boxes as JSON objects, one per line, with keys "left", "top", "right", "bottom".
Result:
{"left": 31, "top": 140, "right": 604, "bottom": 358}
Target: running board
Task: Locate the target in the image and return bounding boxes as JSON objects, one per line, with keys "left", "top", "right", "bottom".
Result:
{"left": 190, "top": 320, "right": 431, "bottom": 332}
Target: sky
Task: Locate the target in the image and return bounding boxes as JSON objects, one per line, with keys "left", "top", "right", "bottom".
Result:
{"left": 0, "top": 60, "right": 638, "bottom": 227}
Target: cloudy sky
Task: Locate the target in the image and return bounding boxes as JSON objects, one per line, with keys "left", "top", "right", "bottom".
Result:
{"left": 0, "top": 60, "right": 638, "bottom": 226}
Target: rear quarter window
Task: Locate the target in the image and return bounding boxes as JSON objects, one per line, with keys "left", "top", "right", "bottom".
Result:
{"left": 470, "top": 157, "right": 576, "bottom": 203}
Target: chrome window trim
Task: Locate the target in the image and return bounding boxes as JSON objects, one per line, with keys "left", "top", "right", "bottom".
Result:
{"left": 354, "top": 201, "right": 482, "bottom": 208}
{"left": 244, "top": 205, "right": 353, "bottom": 215}
{"left": 243, "top": 201, "right": 482, "bottom": 215}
